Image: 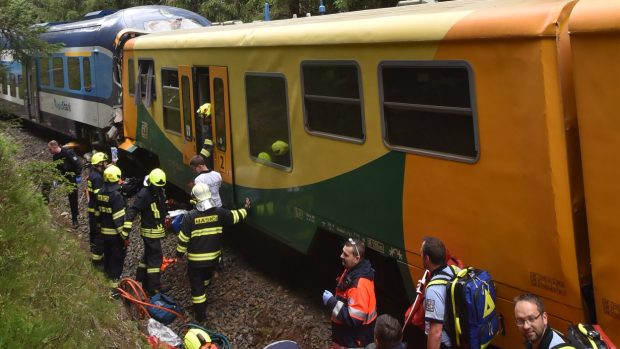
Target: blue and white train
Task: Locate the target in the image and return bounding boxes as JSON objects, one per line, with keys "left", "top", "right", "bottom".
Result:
{"left": 0, "top": 6, "right": 210, "bottom": 143}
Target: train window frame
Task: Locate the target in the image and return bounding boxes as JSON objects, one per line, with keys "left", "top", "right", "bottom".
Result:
{"left": 245, "top": 72, "right": 292, "bottom": 171}
{"left": 181, "top": 75, "right": 193, "bottom": 141}
{"left": 39, "top": 57, "right": 50, "bottom": 87}
{"left": 161, "top": 68, "right": 181, "bottom": 135}
{"left": 128, "top": 58, "right": 135, "bottom": 96}
{"left": 0, "top": 72, "right": 5, "bottom": 95}
{"left": 52, "top": 56, "right": 65, "bottom": 89}
{"left": 9, "top": 73, "right": 16, "bottom": 97}
{"left": 67, "top": 57, "right": 81, "bottom": 91}
{"left": 378, "top": 60, "right": 480, "bottom": 163}
{"left": 137, "top": 59, "right": 156, "bottom": 107}
{"left": 300, "top": 60, "right": 366, "bottom": 143}
{"left": 83, "top": 57, "right": 92, "bottom": 92}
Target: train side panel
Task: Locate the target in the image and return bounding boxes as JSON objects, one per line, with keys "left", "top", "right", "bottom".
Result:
{"left": 570, "top": 0, "right": 620, "bottom": 342}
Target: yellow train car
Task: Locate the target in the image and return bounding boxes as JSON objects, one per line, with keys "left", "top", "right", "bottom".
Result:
{"left": 120, "top": 0, "right": 598, "bottom": 346}
{"left": 570, "top": 0, "right": 620, "bottom": 343}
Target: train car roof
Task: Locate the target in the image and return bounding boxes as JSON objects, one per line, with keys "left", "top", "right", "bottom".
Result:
{"left": 128, "top": 0, "right": 576, "bottom": 50}
{"left": 41, "top": 6, "right": 210, "bottom": 49}
{"left": 569, "top": 0, "right": 620, "bottom": 34}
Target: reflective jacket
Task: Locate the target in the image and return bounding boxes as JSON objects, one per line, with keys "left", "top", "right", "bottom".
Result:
{"left": 97, "top": 183, "right": 125, "bottom": 239}
{"left": 123, "top": 186, "right": 166, "bottom": 240}
{"left": 327, "top": 259, "right": 377, "bottom": 348}
{"left": 87, "top": 169, "right": 103, "bottom": 214}
{"left": 176, "top": 206, "right": 247, "bottom": 267}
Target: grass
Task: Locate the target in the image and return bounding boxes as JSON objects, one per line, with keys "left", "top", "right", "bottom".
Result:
{"left": 0, "top": 123, "right": 145, "bottom": 348}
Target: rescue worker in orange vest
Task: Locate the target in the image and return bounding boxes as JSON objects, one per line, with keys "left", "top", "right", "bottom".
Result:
{"left": 322, "top": 238, "right": 377, "bottom": 349}
{"left": 86, "top": 152, "right": 108, "bottom": 269}
{"left": 122, "top": 168, "right": 167, "bottom": 295}
{"left": 176, "top": 183, "right": 251, "bottom": 323}
{"left": 97, "top": 165, "right": 126, "bottom": 290}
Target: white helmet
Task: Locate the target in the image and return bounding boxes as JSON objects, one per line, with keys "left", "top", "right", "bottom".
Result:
{"left": 192, "top": 183, "right": 213, "bottom": 211}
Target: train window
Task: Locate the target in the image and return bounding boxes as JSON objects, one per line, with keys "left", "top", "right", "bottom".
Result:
{"left": 68, "top": 57, "right": 81, "bottom": 91}
{"left": 379, "top": 61, "right": 479, "bottom": 162}
{"left": 39, "top": 58, "right": 50, "bottom": 86}
{"left": 138, "top": 59, "right": 156, "bottom": 106}
{"left": 213, "top": 78, "right": 226, "bottom": 151}
{"left": 9, "top": 74, "right": 16, "bottom": 97}
{"left": 52, "top": 57, "right": 64, "bottom": 89}
{"left": 19, "top": 66, "right": 26, "bottom": 98}
{"left": 128, "top": 59, "right": 135, "bottom": 96}
{"left": 1, "top": 73, "right": 6, "bottom": 95}
{"left": 181, "top": 76, "right": 192, "bottom": 141}
{"left": 245, "top": 73, "right": 291, "bottom": 169}
{"left": 162, "top": 69, "right": 181, "bottom": 134}
{"left": 83, "top": 58, "right": 92, "bottom": 92}
{"left": 301, "top": 61, "right": 364, "bottom": 142}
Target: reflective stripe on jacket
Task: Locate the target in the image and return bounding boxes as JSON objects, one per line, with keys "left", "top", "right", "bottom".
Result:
{"left": 176, "top": 206, "right": 247, "bottom": 266}
{"left": 123, "top": 186, "right": 166, "bottom": 239}
{"left": 96, "top": 183, "right": 125, "bottom": 238}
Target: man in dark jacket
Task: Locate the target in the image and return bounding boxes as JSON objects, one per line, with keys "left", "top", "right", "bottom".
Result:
{"left": 322, "top": 238, "right": 377, "bottom": 348}
{"left": 48, "top": 140, "right": 82, "bottom": 227}
{"left": 176, "top": 183, "right": 250, "bottom": 323}
{"left": 123, "top": 168, "right": 167, "bottom": 295}
{"left": 97, "top": 165, "right": 126, "bottom": 290}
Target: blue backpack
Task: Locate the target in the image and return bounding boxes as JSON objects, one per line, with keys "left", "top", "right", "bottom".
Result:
{"left": 428, "top": 266, "right": 500, "bottom": 349}
{"left": 148, "top": 293, "right": 183, "bottom": 325}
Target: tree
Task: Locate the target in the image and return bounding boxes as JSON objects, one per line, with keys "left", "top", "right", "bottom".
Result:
{"left": 0, "top": 0, "right": 56, "bottom": 64}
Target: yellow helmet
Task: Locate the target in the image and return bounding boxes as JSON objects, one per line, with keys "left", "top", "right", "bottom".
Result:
{"left": 148, "top": 168, "right": 166, "bottom": 187}
{"left": 184, "top": 328, "right": 212, "bottom": 349}
{"left": 258, "top": 152, "right": 272, "bottom": 162}
{"left": 197, "top": 103, "right": 211, "bottom": 118}
{"left": 103, "top": 165, "right": 122, "bottom": 183}
{"left": 91, "top": 152, "right": 109, "bottom": 165}
{"left": 271, "top": 140, "right": 289, "bottom": 156}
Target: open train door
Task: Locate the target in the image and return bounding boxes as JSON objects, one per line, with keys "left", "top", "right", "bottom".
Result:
{"left": 178, "top": 65, "right": 197, "bottom": 165}
{"left": 209, "top": 66, "right": 235, "bottom": 206}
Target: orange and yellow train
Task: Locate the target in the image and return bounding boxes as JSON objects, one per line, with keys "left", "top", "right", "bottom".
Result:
{"left": 112, "top": 0, "right": 620, "bottom": 346}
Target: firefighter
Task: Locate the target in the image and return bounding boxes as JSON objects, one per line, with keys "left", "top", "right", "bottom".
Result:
{"left": 123, "top": 168, "right": 167, "bottom": 295}
{"left": 86, "top": 152, "right": 108, "bottom": 269}
{"left": 47, "top": 140, "right": 82, "bottom": 227}
{"left": 176, "top": 183, "right": 251, "bottom": 322}
{"left": 97, "top": 165, "right": 126, "bottom": 290}
{"left": 197, "top": 102, "right": 214, "bottom": 167}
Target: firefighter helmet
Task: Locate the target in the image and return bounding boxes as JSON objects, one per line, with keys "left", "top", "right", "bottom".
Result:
{"left": 184, "top": 328, "right": 212, "bottom": 349}
{"left": 271, "top": 140, "right": 289, "bottom": 156}
{"left": 103, "top": 165, "right": 122, "bottom": 183}
{"left": 191, "top": 183, "right": 211, "bottom": 202}
{"left": 91, "top": 152, "right": 109, "bottom": 165}
{"left": 148, "top": 168, "right": 166, "bottom": 187}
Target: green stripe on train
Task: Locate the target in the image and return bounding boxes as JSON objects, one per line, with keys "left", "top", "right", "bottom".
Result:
{"left": 238, "top": 151, "right": 406, "bottom": 255}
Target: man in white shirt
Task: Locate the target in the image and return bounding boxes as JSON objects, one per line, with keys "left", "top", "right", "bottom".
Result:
{"left": 189, "top": 155, "right": 222, "bottom": 208}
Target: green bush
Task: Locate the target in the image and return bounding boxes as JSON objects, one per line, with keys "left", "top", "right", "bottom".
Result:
{"left": 0, "top": 124, "right": 143, "bottom": 348}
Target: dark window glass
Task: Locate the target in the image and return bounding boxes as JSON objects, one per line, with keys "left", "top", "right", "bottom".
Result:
{"left": 52, "top": 57, "right": 64, "bottom": 89}
{"left": 245, "top": 74, "right": 291, "bottom": 169}
{"left": 213, "top": 78, "right": 226, "bottom": 151}
{"left": 40, "top": 58, "right": 50, "bottom": 86}
{"left": 302, "top": 62, "right": 364, "bottom": 141}
{"left": 1, "top": 73, "right": 6, "bottom": 95}
{"left": 138, "top": 59, "right": 156, "bottom": 100}
{"left": 68, "top": 57, "right": 81, "bottom": 90}
{"left": 181, "top": 76, "right": 192, "bottom": 141}
{"left": 83, "top": 57, "right": 92, "bottom": 92}
{"left": 162, "top": 69, "right": 180, "bottom": 133}
{"left": 380, "top": 62, "right": 477, "bottom": 160}
{"left": 128, "top": 59, "right": 135, "bottom": 95}
{"left": 9, "top": 73, "right": 16, "bottom": 97}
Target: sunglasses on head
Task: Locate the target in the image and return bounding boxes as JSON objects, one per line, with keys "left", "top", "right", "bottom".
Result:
{"left": 348, "top": 238, "right": 360, "bottom": 257}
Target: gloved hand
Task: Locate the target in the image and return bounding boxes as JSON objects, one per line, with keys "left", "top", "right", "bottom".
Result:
{"left": 322, "top": 290, "right": 333, "bottom": 306}
{"left": 123, "top": 238, "right": 130, "bottom": 248}
{"left": 75, "top": 176, "right": 82, "bottom": 184}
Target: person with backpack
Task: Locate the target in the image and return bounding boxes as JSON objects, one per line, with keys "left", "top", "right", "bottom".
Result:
{"left": 421, "top": 236, "right": 460, "bottom": 349}
{"left": 514, "top": 293, "right": 573, "bottom": 349}
{"left": 47, "top": 140, "right": 82, "bottom": 227}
